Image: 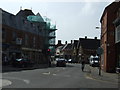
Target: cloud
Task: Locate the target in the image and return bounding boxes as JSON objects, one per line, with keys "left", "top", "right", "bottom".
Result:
{"left": 81, "top": 3, "right": 93, "bottom": 15}
{"left": 78, "top": 2, "right": 96, "bottom": 16}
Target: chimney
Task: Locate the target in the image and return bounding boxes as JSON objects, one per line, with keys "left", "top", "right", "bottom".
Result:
{"left": 95, "top": 37, "right": 97, "bottom": 39}
{"left": 71, "top": 40, "right": 73, "bottom": 44}
{"left": 58, "top": 40, "right": 62, "bottom": 44}
{"left": 65, "top": 41, "right": 67, "bottom": 44}
{"left": 85, "top": 36, "right": 87, "bottom": 39}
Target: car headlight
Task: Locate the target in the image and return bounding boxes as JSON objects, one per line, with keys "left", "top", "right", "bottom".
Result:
{"left": 95, "top": 61, "right": 98, "bottom": 63}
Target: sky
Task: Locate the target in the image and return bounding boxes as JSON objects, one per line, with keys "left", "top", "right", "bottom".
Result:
{"left": 0, "top": 0, "right": 114, "bottom": 44}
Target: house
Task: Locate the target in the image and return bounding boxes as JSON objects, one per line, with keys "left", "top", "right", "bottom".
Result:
{"left": 100, "top": 1, "right": 120, "bottom": 72}
{"left": 62, "top": 42, "right": 73, "bottom": 60}
{"left": 113, "top": 5, "right": 120, "bottom": 72}
{"left": 71, "top": 40, "right": 79, "bottom": 63}
{"left": 77, "top": 36, "right": 100, "bottom": 63}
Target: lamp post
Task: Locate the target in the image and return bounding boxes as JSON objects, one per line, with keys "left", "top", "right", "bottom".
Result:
{"left": 97, "top": 47, "right": 103, "bottom": 75}
{"left": 96, "top": 26, "right": 103, "bottom": 76}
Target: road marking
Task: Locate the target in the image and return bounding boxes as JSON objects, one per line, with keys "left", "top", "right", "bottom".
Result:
{"left": 23, "top": 80, "right": 30, "bottom": 84}
{"left": 42, "top": 72, "right": 50, "bottom": 75}
{"left": 86, "top": 76, "right": 95, "bottom": 80}
{"left": 53, "top": 74, "right": 57, "bottom": 76}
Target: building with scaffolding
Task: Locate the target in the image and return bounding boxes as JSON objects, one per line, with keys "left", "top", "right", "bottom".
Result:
{"left": 1, "top": 8, "right": 57, "bottom": 65}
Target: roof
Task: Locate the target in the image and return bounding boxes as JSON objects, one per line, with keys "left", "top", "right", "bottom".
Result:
{"left": 100, "top": 1, "right": 120, "bottom": 23}
{"left": 73, "top": 40, "right": 79, "bottom": 49}
{"left": 1, "top": 8, "right": 46, "bottom": 35}
{"left": 16, "top": 9, "right": 35, "bottom": 18}
{"left": 79, "top": 38, "right": 100, "bottom": 50}
{"left": 62, "top": 43, "right": 73, "bottom": 50}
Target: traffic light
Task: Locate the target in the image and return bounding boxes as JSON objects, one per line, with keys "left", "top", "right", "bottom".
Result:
{"left": 47, "top": 49, "right": 50, "bottom": 52}
{"left": 47, "top": 49, "right": 51, "bottom": 55}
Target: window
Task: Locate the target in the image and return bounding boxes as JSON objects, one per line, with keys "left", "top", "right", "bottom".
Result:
{"left": 116, "top": 25, "right": 120, "bottom": 43}
{"left": 33, "top": 37, "right": 35, "bottom": 47}
{"left": 2, "top": 28, "right": 6, "bottom": 40}
{"left": 12, "top": 32, "right": 17, "bottom": 41}
{"left": 25, "top": 34, "right": 28, "bottom": 46}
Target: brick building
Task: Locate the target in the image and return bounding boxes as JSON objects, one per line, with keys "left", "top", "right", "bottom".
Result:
{"left": 1, "top": 8, "right": 57, "bottom": 65}
{"left": 100, "top": 1, "right": 120, "bottom": 72}
{"left": 77, "top": 36, "right": 100, "bottom": 63}
{"left": 113, "top": 6, "right": 120, "bottom": 72}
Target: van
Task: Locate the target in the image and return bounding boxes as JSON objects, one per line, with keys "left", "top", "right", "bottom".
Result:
{"left": 89, "top": 55, "right": 99, "bottom": 67}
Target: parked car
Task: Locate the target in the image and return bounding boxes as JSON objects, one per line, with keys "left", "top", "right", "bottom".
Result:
{"left": 56, "top": 58, "right": 66, "bottom": 67}
{"left": 71, "top": 59, "right": 78, "bottom": 63}
{"left": 68, "top": 59, "right": 72, "bottom": 63}
{"left": 12, "top": 58, "right": 34, "bottom": 68}
{"left": 89, "top": 55, "right": 99, "bottom": 67}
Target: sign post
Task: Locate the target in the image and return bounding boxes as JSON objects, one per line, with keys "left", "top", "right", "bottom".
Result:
{"left": 97, "top": 47, "right": 103, "bottom": 76}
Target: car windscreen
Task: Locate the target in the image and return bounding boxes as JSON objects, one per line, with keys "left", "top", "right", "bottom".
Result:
{"left": 93, "top": 58, "right": 98, "bottom": 61}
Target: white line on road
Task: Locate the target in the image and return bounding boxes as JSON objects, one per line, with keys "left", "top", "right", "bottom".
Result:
{"left": 53, "top": 74, "right": 57, "bottom": 76}
{"left": 23, "top": 80, "right": 30, "bottom": 84}
{"left": 42, "top": 72, "right": 50, "bottom": 75}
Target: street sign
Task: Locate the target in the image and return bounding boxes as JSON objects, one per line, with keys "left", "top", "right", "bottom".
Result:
{"left": 97, "top": 47, "right": 103, "bottom": 55}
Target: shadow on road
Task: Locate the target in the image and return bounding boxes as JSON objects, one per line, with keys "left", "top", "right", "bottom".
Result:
{"left": 2, "top": 64, "right": 49, "bottom": 73}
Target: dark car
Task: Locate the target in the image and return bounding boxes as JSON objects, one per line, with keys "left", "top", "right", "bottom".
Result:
{"left": 56, "top": 58, "right": 66, "bottom": 67}
{"left": 12, "top": 58, "right": 34, "bottom": 68}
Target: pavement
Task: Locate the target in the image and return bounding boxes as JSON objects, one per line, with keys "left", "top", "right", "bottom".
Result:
{"left": 85, "top": 64, "right": 120, "bottom": 85}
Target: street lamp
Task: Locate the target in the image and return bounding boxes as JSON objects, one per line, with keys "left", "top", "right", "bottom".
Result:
{"left": 96, "top": 26, "right": 103, "bottom": 76}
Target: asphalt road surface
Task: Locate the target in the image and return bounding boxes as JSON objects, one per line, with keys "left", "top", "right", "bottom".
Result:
{"left": 2, "top": 63, "right": 118, "bottom": 88}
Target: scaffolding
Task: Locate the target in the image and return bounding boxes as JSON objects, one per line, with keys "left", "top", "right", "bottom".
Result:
{"left": 27, "top": 15, "right": 44, "bottom": 23}
{"left": 27, "top": 15, "right": 57, "bottom": 55}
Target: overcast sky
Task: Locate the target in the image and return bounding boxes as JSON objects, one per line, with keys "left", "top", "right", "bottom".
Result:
{"left": 0, "top": 0, "right": 114, "bottom": 44}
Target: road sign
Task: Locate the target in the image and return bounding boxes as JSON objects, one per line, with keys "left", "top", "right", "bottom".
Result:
{"left": 97, "top": 47, "right": 103, "bottom": 55}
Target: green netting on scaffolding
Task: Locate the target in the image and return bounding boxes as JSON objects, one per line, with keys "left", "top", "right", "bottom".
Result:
{"left": 43, "top": 16, "right": 56, "bottom": 30}
{"left": 50, "top": 24, "right": 56, "bottom": 29}
{"left": 27, "top": 15, "right": 44, "bottom": 23}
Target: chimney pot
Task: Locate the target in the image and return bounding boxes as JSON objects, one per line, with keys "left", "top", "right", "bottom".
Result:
{"left": 95, "top": 37, "right": 97, "bottom": 39}
{"left": 65, "top": 41, "right": 67, "bottom": 44}
{"left": 71, "top": 40, "right": 73, "bottom": 44}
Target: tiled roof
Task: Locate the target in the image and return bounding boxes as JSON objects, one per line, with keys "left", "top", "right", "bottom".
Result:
{"left": 62, "top": 43, "right": 73, "bottom": 50}
{"left": 79, "top": 38, "right": 100, "bottom": 50}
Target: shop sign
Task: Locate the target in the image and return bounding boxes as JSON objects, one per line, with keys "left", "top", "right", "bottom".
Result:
{"left": 22, "top": 47, "right": 42, "bottom": 52}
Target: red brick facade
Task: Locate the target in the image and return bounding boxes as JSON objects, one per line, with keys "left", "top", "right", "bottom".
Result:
{"left": 100, "top": 1, "right": 120, "bottom": 72}
{"left": 1, "top": 9, "right": 49, "bottom": 65}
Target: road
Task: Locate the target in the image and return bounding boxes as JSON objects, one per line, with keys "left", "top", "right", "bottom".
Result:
{"left": 2, "top": 63, "right": 118, "bottom": 88}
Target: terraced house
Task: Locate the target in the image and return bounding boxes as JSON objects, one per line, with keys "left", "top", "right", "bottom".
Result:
{"left": 1, "top": 8, "right": 57, "bottom": 65}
